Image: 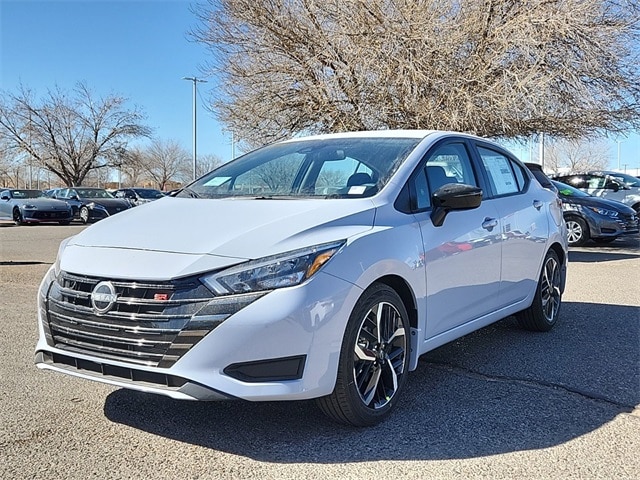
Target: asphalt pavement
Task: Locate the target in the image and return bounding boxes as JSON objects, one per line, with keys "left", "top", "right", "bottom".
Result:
{"left": 1, "top": 224, "right": 638, "bottom": 479}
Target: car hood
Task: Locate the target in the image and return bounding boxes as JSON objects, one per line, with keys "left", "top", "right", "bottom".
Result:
{"left": 560, "top": 195, "right": 636, "bottom": 213}
{"left": 81, "top": 197, "right": 130, "bottom": 208}
{"left": 63, "top": 197, "right": 377, "bottom": 279}
{"left": 14, "top": 198, "right": 70, "bottom": 209}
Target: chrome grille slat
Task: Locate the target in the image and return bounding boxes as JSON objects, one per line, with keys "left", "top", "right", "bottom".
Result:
{"left": 49, "top": 310, "right": 181, "bottom": 335}
{"left": 51, "top": 322, "right": 173, "bottom": 348}
{"left": 52, "top": 336, "right": 165, "bottom": 360}
{"left": 45, "top": 271, "right": 217, "bottom": 367}
{"left": 48, "top": 297, "right": 193, "bottom": 321}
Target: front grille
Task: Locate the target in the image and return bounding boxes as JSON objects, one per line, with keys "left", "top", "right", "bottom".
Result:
{"left": 105, "top": 205, "right": 126, "bottom": 215}
{"left": 45, "top": 271, "right": 216, "bottom": 368}
{"left": 33, "top": 210, "right": 69, "bottom": 219}
{"left": 618, "top": 212, "right": 639, "bottom": 233}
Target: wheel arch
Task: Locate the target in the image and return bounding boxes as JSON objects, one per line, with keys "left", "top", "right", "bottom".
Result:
{"left": 548, "top": 242, "right": 567, "bottom": 294}
{"left": 374, "top": 275, "right": 418, "bottom": 331}
{"left": 370, "top": 274, "right": 421, "bottom": 370}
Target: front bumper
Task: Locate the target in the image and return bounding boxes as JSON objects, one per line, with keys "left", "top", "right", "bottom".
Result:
{"left": 587, "top": 212, "right": 639, "bottom": 239}
{"left": 35, "top": 267, "right": 360, "bottom": 401}
{"left": 22, "top": 209, "right": 73, "bottom": 223}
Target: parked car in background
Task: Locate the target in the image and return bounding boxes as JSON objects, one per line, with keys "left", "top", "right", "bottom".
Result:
{"left": 50, "top": 187, "right": 131, "bottom": 223}
{"left": 553, "top": 171, "right": 640, "bottom": 213}
{"left": 35, "top": 130, "right": 568, "bottom": 427}
{"left": 552, "top": 180, "right": 639, "bottom": 246}
{"left": 0, "top": 189, "right": 73, "bottom": 225}
{"left": 113, "top": 187, "right": 165, "bottom": 206}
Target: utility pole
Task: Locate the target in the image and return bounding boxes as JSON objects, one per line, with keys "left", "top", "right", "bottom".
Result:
{"left": 539, "top": 133, "right": 545, "bottom": 170}
{"left": 183, "top": 76, "right": 208, "bottom": 180}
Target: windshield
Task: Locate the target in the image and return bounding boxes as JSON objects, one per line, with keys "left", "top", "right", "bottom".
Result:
{"left": 608, "top": 172, "right": 640, "bottom": 188}
{"left": 178, "top": 137, "right": 422, "bottom": 199}
{"left": 77, "top": 189, "right": 114, "bottom": 199}
{"left": 552, "top": 180, "right": 590, "bottom": 198}
{"left": 9, "top": 189, "right": 44, "bottom": 199}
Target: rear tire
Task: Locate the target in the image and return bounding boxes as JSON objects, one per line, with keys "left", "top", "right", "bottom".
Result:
{"left": 565, "top": 217, "right": 588, "bottom": 246}
{"left": 516, "top": 250, "right": 562, "bottom": 332}
{"left": 316, "top": 283, "right": 410, "bottom": 426}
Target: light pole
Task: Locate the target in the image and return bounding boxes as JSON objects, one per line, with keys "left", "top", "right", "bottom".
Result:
{"left": 183, "top": 76, "right": 208, "bottom": 180}
{"left": 617, "top": 140, "right": 622, "bottom": 170}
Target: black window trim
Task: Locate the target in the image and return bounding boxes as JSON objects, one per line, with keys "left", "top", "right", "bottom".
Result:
{"left": 470, "top": 140, "right": 531, "bottom": 199}
{"left": 395, "top": 136, "right": 487, "bottom": 214}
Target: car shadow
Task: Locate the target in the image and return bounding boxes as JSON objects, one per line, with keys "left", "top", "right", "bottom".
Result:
{"left": 103, "top": 301, "right": 638, "bottom": 463}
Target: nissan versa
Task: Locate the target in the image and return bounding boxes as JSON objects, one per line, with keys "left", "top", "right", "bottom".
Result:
{"left": 35, "top": 130, "right": 568, "bottom": 426}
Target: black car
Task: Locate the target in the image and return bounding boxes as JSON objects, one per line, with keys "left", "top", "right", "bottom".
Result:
{"left": 113, "top": 187, "right": 164, "bottom": 206}
{"left": 552, "top": 180, "right": 639, "bottom": 246}
{"left": 50, "top": 187, "right": 131, "bottom": 223}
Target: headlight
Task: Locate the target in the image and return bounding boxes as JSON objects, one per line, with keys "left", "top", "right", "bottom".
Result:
{"left": 588, "top": 206, "right": 618, "bottom": 218}
{"left": 23, "top": 204, "right": 37, "bottom": 210}
{"left": 201, "top": 241, "right": 345, "bottom": 294}
{"left": 86, "top": 202, "right": 96, "bottom": 209}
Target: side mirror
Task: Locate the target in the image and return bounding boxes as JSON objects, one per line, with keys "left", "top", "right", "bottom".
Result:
{"left": 606, "top": 181, "right": 619, "bottom": 192}
{"left": 70, "top": 194, "right": 80, "bottom": 200}
{"left": 1, "top": 192, "right": 10, "bottom": 201}
{"left": 431, "top": 183, "right": 483, "bottom": 227}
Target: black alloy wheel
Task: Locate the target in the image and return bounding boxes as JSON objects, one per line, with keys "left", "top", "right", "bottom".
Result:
{"left": 317, "top": 283, "right": 410, "bottom": 426}
{"left": 516, "top": 249, "right": 563, "bottom": 332}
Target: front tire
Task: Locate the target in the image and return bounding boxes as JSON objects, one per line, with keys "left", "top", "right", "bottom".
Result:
{"left": 13, "top": 208, "right": 25, "bottom": 225}
{"left": 79, "top": 206, "right": 90, "bottom": 224}
{"left": 516, "top": 250, "right": 562, "bottom": 332}
{"left": 565, "top": 217, "right": 588, "bottom": 246}
{"left": 316, "top": 283, "right": 410, "bottom": 426}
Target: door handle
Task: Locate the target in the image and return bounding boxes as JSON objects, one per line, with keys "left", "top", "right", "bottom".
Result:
{"left": 533, "top": 200, "right": 543, "bottom": 210}
{"left": 482, "top": 217, "right": 498, "bottom": 231}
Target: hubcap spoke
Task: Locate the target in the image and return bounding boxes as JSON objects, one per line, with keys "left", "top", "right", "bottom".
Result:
{"left": 353, "top": 300, "right": 407, "bottom": 410}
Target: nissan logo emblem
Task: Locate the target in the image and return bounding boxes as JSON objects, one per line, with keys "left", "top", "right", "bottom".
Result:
{"left": 91, "top": 281, "right": 118, "bottom": 314}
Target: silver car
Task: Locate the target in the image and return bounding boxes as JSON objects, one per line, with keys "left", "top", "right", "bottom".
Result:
{"left": 35, "top": 130, "right": 568, "bottom": 426}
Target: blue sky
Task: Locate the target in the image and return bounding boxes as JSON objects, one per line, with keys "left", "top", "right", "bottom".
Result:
{"left": 1, "top": 0, "right": 638, "bottom": 171}
{"left": 1, "top": 0, "right": 233, "bottom": 162}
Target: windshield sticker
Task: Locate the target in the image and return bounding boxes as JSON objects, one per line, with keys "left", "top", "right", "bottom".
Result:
{"left": 203, "top": 177, "right": 231, "bottom": 187}
{"left": 348, "top": 186, "right": 367, "bottom": 195}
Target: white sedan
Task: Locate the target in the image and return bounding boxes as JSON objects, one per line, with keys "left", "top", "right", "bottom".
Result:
{"left": 35, "top": 130, "right": 567, "bottom": 426}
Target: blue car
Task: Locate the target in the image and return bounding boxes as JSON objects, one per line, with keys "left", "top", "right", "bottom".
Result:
{"left": 0, "top": 189, "right": 73, "bottom": 225}
{"left": 552, "top": 180, "right": 639, "bottom": 246}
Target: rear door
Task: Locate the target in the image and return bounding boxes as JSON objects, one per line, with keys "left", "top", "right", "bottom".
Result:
{"left": 473, "top": 142, "right": 549, "bottom": 308}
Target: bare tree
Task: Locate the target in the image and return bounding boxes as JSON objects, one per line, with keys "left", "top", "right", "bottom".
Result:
{"left": 544, "top": 139, "right": 611, "bottom": 174}
{"left": 0, "top": 83, "right": 151, "bottom": 186}
{"left": 135, "top": 139, "right": 191, "bottom": 190}
{"left": 192, "top": 0, "right": 640, "bottom": 149}
{"left": 196, "top": 153, "right": 224, "bottom": 177}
